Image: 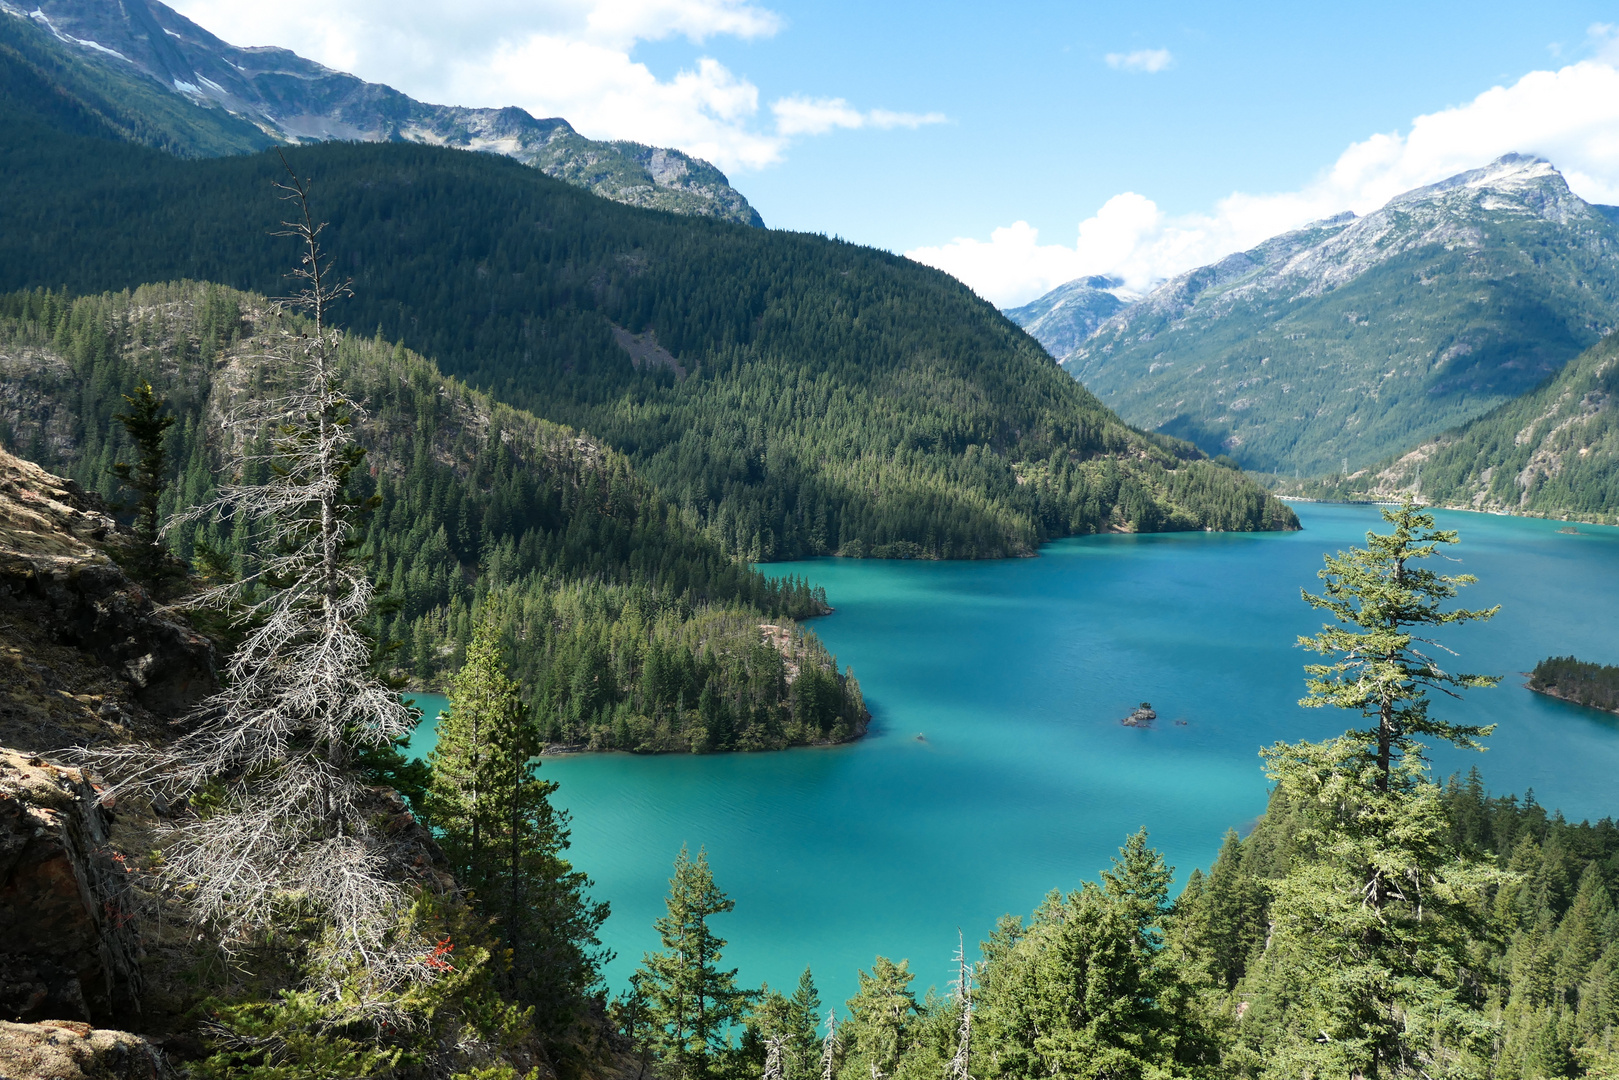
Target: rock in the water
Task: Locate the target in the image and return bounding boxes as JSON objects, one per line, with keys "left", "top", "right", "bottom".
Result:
{"left": 1122, "top": 702, "right": 1158, "bottom": 728}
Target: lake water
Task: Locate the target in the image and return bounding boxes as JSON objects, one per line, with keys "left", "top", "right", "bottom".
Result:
{"left": 406, "top": 502, "right": 1619, "bottom": 1009}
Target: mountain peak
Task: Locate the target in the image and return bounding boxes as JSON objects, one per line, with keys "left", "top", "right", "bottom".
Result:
{"left": 1, "top": 0, "right": 764, "bottom": 226}
{"left": 1388, "top": 153, "right": 1564, "bottom": 208}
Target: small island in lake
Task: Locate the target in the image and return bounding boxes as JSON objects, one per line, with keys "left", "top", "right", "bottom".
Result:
{"left": 1527, "top": 656, "right": 1619, "bottom": 714}
{"left": 1122, "top": 702, "right": 1158, "bottom": 728}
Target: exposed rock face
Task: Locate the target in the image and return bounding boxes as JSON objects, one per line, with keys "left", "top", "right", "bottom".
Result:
{"left": 0, "top": 1020, "right": 164, "bottom": 1080}
{"left": 0, "top": 447, "right": 215, "bottom": 749}
{"left": 0, "top": 750, "right": 141, "bottom": 1024}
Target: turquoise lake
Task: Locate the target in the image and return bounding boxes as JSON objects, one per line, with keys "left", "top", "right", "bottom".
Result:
{"left": 406, "top": 502, "right": 1619, "bottom": 1009}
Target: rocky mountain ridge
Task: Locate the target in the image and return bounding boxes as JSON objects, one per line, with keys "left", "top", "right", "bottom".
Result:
{"left": 0, "top": 0, "right": 764, "bottom": 225}
{"left": 1048, "top": 155, "right": 1619, "bottom": 474}
{"left": 1004, "top": 275, "right": 1140, "bottom": 360}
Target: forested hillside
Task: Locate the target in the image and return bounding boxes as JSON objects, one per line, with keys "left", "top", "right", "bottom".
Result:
{"left": 0, "top": 112, "right": 1296, "bottom": 559}
{"left": 1284, "top": 331, "right": 1619, "bottom": 523}
{"left": 0, "top": 281, "right": 866, "bottom": 751}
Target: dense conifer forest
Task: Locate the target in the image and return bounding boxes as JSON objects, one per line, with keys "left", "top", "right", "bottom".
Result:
{"left": 0, "top": 281, "right": 863, "bottom": 750}
{"left": 0, "top": 108, "right": 1295, "bottom": 560}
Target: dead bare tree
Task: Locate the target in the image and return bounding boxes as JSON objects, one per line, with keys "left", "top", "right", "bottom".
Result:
{"left": 820, "top": 1009, "right": 839, "bottom": 1080}
{"left": 763, "top": 1034, "right": 786, "bottom": 1080}
{"left": 87, "top": 158, "right": 422, "bottom": 990}
{"left": 947, "top": 930, "right": 973, "bottom": 1080}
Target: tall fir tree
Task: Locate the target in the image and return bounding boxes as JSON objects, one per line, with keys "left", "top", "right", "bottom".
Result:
{"left": 1234, "top": 497, "right": 1507, "bottom": 1078}
{"left": 1297, "top": 493, "right": 1500, "bottom": 789}
{"left": 637, "top": 846, "right": 751, "bottom": 1080}
{"left": 425, "top": 597, "right": 609, "bottom": 1046}
{"left": 112, "top": 379, "right": 176, "bottom": 586}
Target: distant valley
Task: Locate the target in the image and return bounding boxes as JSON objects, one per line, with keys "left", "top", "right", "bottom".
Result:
{"left": 1011, "top": 156, "right": 1619, "bottom": 479}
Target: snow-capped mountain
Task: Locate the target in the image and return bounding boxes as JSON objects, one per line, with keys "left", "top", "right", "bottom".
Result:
{"left": 0, "top": 0, "right": 764, "bottom": 226}
{"left": 1004, "top": 276, "right": 1141, "bottom": 361}
{"left": 1053, "top": 155, "right": 1619, "bottom": 474}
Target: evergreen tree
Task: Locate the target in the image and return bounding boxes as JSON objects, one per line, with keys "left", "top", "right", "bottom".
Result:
{"left": 1297, "top": 493, "right": 1501, "bottom": 790}
{"left": 974, "top": 832, "right": 1207, "bottom": 1080}
{"left": 839, "top": 957, "right": 919, "bottom": 1080}
{"left": 427, "top": 599, "right": 528, "bottom": 897}
{"left": 637, "top": 846, "right": 751, "bottom": 1080}
{"left": 1240, "top": 739, "right": 1501, "bottom": 1078}
{"left": 425, "top": 597, "right": 610, "bottom": 1045}
{"left": 111, "top": 378, "right": 176, "bottom": 585}
{"left": 1235, "top": 497, "right": 1507, "bottom": 1078}
{"left": 744, "top": 969, "right": 823, "bottom": 1080}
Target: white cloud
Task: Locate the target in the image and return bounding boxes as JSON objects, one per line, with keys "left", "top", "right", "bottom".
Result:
{"left": 772, "top": 96, "right": 946, "bottom": 137}
{"left": 909, "top": 56, "right": 1619, "bottom": 308}
{"left": 1104, "top": 48, "right": 1173, "bottom": 73}
{"left": 1591, "top": 23, "right": 1619, "bottom": 62}
{"left": 163, "top": 0, "right": 934, "bottom": 172}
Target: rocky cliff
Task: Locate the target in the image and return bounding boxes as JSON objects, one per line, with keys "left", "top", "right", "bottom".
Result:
{"left": 0, "top": 447, "right": 214, "bottom": 752}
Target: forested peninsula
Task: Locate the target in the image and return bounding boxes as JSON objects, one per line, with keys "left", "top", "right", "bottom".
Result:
{"left": 0, "top": 110, "right": 1296, "bottom": 560}
{"left": 1530, "top": 656, "right": 1619, "bottom": 715}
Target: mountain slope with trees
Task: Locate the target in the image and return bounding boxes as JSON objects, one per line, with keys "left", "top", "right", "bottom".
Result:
{"left": 1063, "top": 156, "right": 1619, "bottom": 475}
{"left": 0, "top": 280, "right": 866, "bottom": 751}
{"left": 1282, "top": 330, "right": 1619, "bottom": 523}
{"left": 0, "top": 0, "right": 764, "bottom": 225}
{"left": 0, "top": 113, "right": 1297, "bottom": 558}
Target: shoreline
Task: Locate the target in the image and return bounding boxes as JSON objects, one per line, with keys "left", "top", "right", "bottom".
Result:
{"left": 537, "top": 719, "right": 871, "bottom": 758}
{"left": 1525, "top": 682, "right": 1619, "bottom": 717}
{"left": 1274, "top": 493, "right": 1617, "bottom": 529}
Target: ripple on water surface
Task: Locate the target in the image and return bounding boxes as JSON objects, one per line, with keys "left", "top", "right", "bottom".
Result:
{"left": 409, "top": 503, "right": 1619, "bottom": 1007}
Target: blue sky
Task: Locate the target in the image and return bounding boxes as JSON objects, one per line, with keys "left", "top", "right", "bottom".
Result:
{"left": 708, "top": 1, "right": 1612, "bottom": 236}
{"left": 173, "top": 0, "right": 1619, "bottom": 305}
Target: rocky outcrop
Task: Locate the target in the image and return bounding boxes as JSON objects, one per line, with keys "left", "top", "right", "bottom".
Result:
{"left": 0, "top": 750, "right": 141, "bottom": 1024}
{"left": 0, "top": 447, "right": 215, "bottom": 749}
{"left": 0, "top": 1020, "right": 164, "bottom": 1080}
{"left": 1122, "top": 702, "right": 1157, "bottom": 728}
